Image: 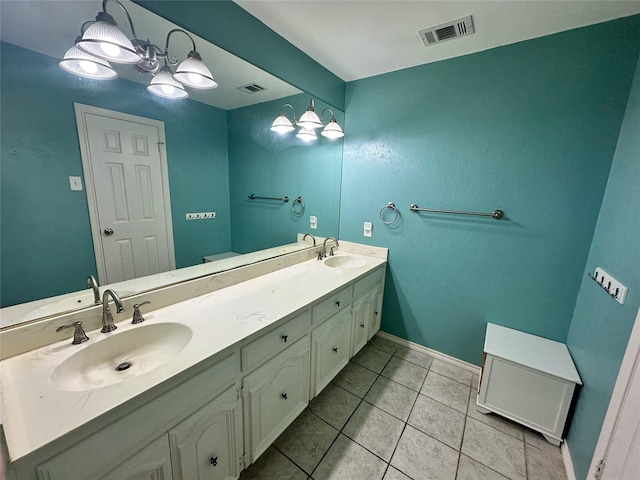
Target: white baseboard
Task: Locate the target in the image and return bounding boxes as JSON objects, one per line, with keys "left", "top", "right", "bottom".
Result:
{"left": 561, "top": 440, "right": 577, "bottom": 480}
{"left": 374, "top": 331, "right": 481, "bottom": 376}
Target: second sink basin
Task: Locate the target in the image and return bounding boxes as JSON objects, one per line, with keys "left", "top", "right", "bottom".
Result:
{"left": 324, "top": 255, "right": 367, "bottom": 269}
{"left": 51, "top": 322, "right": 193, "bottom": 392}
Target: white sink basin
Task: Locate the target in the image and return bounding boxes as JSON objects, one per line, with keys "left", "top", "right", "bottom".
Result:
{"left": 324, "top": 255, "right": 367, "bottom": 269}
{"left": 51, "top": 323, "right": 192, "bottom": 391}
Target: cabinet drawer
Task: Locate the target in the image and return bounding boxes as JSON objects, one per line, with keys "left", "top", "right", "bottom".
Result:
{"left": 242, "top": 309, "right": 311, "bottom": 372}
{"left": 354, "top": 267, "right": 384, "bottom": 298}
{"left": 312, "top": 286, "right": 352, "bottom": 325}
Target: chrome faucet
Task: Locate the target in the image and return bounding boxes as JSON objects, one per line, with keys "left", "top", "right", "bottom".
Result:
{"left": 302, "top": 233, "right": 316, "bottom": 245}
{"left": 87, "top": 275, "right": 100, "bottom": 304}
{"left": 320, "top": 237, "right": 339, "bottom": 259}
{"left": 101, "top": 289, "right": 124, "bottom": 333}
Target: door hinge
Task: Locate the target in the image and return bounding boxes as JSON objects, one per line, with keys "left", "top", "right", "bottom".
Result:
{"left": 594, "top": 458, "right": 605, "bottom": 479}
{"left": 239, "top": 453, "right": 246, "bottom": 470}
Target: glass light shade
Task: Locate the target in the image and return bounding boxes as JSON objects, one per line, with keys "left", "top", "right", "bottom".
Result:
{"left": 173, "top": 53, "right": 217, "bottom": 89}
{"left": 77, "top": 20, "right": 140, "bottom": 64}
{"left": 321, "top": 119, "right": 344, "bottom": 139}
{"left": 59, "top": 46, "right": 117, "bottom": 80}
{"left": 297, "top": 108, "right": 323, "bottom": 130}
{"left": 270, "top": 114, "right": 295, "bottom": 134}
{"left": 296, "top": 128, "right": 318, "bottom": 142}
{"left": 147, "top": 67, "right": 188, "bottom": 99}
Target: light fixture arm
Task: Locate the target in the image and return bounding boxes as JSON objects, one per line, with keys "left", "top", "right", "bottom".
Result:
{"left": 279, "top": 104, "right": 297, "bottom": 123}
{"left": 100, "top": 0, "right": 138, "bottom": 40}
{"left": 163, "top": 29, "right": 198, "bottom": 64}
{"left": 321, "top": 107, "right": 336, "bottom": 124}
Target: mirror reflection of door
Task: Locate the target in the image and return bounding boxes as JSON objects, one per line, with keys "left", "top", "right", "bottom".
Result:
{"left": 75, "top": 104, "right": 175, "bottom": 284}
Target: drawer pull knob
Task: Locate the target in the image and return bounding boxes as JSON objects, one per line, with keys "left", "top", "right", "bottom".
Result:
{"left": 210, "top": 456, "right": 218, "bottom": 467}
{"left": 360, "top": 323, "right": 365, "bottom": 328}
{"left": 332, "top": 347, "right": 338, "bottom": 353}
{"left": 374, "top": 311, "right": 379, "bottom": 316}
{"left": 335, "top": 301, "right": 341, "bottom": 307}
{"left": 281, "top": 334, "right": 288, "bottom": 343}
{"left": 281, "top": 393, "right": 288, "bottom": 400}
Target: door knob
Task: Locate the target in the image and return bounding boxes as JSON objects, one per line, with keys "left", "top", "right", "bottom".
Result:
{"left": 103, "top": 228, "right": 114, "bottom": 236}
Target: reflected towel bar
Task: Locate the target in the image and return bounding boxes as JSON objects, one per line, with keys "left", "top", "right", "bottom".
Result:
{"left": 409, "top": 204, "right": 504, "bottom": 219}
{"left": 248, "top": 194, "right": 290, "bottom": 203}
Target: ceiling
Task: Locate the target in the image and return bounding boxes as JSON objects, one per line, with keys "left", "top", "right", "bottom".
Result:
{"left": 0, "top": 0, "right": 302, "bottom": 110}
{"left": 234, "top": 0, "right": 640, "bottom": 82}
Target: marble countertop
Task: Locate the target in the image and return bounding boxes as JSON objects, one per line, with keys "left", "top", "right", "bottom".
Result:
{"left": 1, "top": 249, "right": 386, "bottom": 462}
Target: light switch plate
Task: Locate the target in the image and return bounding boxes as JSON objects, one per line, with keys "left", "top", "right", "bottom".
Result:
{"left": 364, "top": 221, "right": 372, "bottom": 237}
{"left": 310, "top": 215, "right": 317, "bottom": 230}
{"left": 69, "top": 176, "right": 83, "bottom": 191}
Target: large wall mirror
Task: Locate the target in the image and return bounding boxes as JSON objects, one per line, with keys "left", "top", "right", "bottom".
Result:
{"left": 0, "top": 1, "right": 344, "bottom": 327}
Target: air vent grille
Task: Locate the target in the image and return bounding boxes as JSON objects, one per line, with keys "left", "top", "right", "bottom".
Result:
{"left": 419, "top": 15, "right": 475, "bottom": 47}
{"left": 238, "top": 83, "right": 267, "bottom": 94}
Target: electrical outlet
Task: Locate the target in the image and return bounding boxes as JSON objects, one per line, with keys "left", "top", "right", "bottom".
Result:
{"left": 186, "top": 212, "right": 216, "bottom": 220}
{"left": 591, "top": 267, "right": 628, "bottom": 304}
{"left": 364, "top": 221, "right": 372, "bottom": 237}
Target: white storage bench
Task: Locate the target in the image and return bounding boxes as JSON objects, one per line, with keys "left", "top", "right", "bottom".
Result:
{"left": 476, "top": 323, "right": 582, "bottom": 445}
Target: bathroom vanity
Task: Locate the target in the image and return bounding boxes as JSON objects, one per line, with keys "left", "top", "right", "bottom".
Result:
{"left": 1, "top": 242, "right": 386, "bottom": 480}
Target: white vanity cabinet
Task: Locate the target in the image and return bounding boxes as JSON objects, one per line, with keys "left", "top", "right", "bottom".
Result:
{"left": 352, "top": 269, "right": 385, "bottom": 355}
{"left": 311, "top": 307, "right": 353, "bottom": 396}
{"left": 242, "top": 336, "right": 310, "bottom": 463}
{"left": 168, "top": 385, "right": 243, "bottom": 480}
{"left": 32, "top": 354, "right": 238, "bottom": 480}
{"left": 7, "top": 253, "right": 388, "bottom": 480}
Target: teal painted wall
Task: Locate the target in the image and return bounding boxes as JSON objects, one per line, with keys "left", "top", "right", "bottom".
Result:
{"left": 227, "top": 94, "right": 343, "bottom": 253}
{"left": 565, "top": 53, "right": 640, "bottom": 480}
{"left": 340, "top": 17, "right": 640, "bottom": 365}
{"left": 134, "top": 0, "right": 346, "bottom": 110}
{"left": 0, "top": 42, "right": 231, "bottom": 306}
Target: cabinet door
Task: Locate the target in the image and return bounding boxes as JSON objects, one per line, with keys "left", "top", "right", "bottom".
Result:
{"left": 99, "top": 436, "right": 173, "bottom": 480}
{"left": 243, "top": 336, "right": 310, "bottom": 463}
{"left": 168, "top": 385, "right": 242, "bottom": 480}
{"left": 368, "top": 286, "right": 384, "bottom": 341}
{"left": 312, "top": 308, "right": 352, "bottom": 396}
{"left": 352, "top": 287, "right": 380, "bottom": 356}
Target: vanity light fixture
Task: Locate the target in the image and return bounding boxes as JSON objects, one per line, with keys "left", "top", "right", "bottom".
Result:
{"left": 59, "top": 44, "right": 118, "bottom": 80}
{"left": 60, "top": 0, "right": 217, "bottom": 99}
{"left": 270, "top": 99, "right": 344, "bottom": 140}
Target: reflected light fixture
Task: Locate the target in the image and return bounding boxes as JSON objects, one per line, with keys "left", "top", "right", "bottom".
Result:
{"left": 270, "top": 99, "right": 344, "bottom": 140}
{"left": 60, "top": 0, "right": 217, "bottom": 99}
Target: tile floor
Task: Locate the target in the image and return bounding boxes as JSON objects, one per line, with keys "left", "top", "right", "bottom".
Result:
{"left": 240, "top": 335, "right": 568, "bottom": 480}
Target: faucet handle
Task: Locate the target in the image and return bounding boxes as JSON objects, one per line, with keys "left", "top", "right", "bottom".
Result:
{"left": 56, "top": 321, "right": 89, "bottom": 345}
{"left": 132, "top": 301, "right": 151, "bottom": 324}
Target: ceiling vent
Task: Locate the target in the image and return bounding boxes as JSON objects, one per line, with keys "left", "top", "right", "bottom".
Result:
{"left": 418, "top": 15, "right": 475, "bottom": 47}
{"left": 237, "top": 83, "right": 267, "bottom": 94}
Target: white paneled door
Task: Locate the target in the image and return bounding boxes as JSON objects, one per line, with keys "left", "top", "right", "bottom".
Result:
{"left": 593, "top": 306, "right": 640, "bottom": 480}
{"left": 75, "top": 104, "right": 175, "bottom": 284}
